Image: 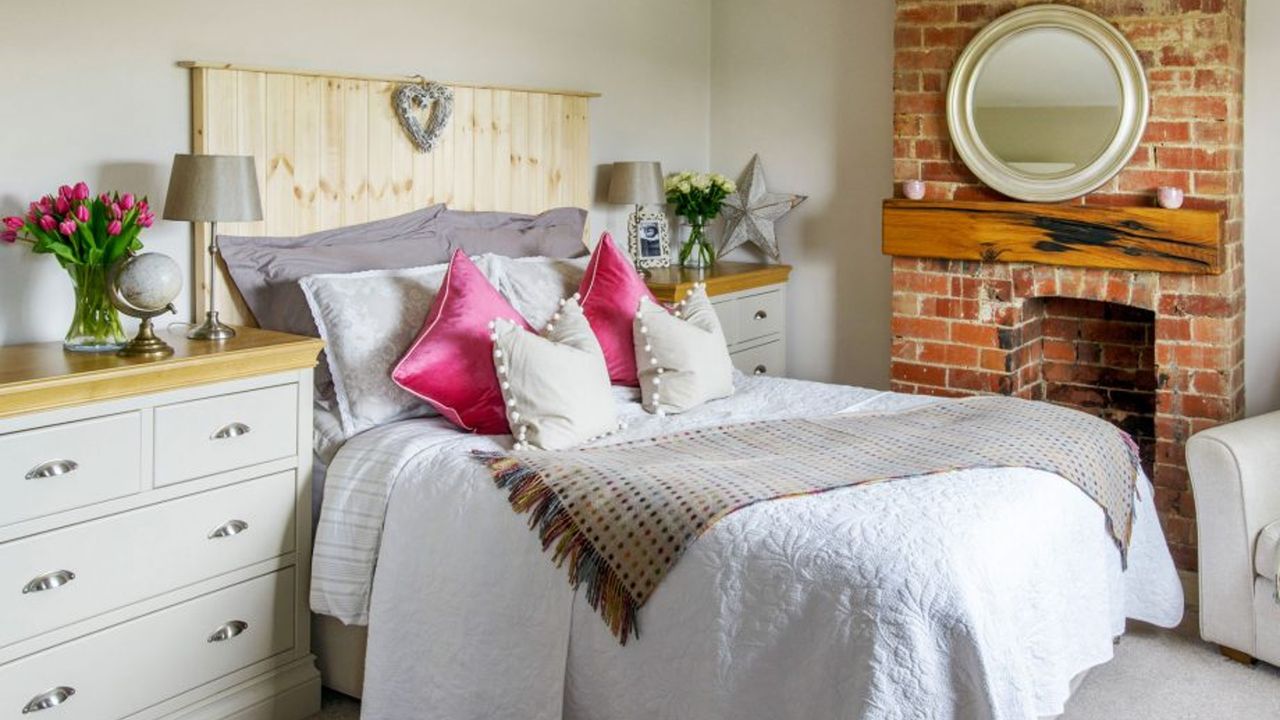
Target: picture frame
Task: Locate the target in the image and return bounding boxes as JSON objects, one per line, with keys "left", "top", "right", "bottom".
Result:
{"left": 628, "top": 209, "right": 671, "bottom": 269}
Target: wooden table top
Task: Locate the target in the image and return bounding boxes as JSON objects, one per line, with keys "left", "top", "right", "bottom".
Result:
{"left": 0, "top": 326, "right": 323, "bottom": 419}
{"left": 644, "top": 262, "right": 792, "bottom": 303}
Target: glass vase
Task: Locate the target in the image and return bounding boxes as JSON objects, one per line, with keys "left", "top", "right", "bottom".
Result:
{"left": 679, "top": 216, "right": 715, "bottom": 269}
{"left": 63, "top": 263, "right": 127, "bottom": 352}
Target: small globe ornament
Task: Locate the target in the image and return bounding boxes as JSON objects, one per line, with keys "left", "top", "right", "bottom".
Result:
{"left": 108, "top": 252, "right": 182, "bottom": 358}
{"left": 113, "top": 253, "right": 182, "bottom": 312}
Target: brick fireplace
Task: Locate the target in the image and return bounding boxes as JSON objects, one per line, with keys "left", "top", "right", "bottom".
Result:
{"left": 891, "top": 0, "right": 1245, "bottom": 571}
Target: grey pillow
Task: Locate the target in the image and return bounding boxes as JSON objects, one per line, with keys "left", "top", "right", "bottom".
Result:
{"left": 220, "top": 205, "right": 448, "bottom": 404}
{"left": 219, "top": 205, "right": 586, "bottom": 338}
{"left": 219, "top": 204, "right": 450, "bottom": 340}
{"left": 436, "top": 207, "right": 588, "bottom": 259}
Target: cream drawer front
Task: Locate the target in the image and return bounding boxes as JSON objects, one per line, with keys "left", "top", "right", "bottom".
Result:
{"left": 734, "top": 289, "right": 784, "bottom": 345}
{"left": 0, "top": 472, "right": 295, "bottom": 649}
{"left": 154, "top": 385, "right": 298, "bottom": 486}
{"left": 0, "top": 568, "right": 294, "bottom": 720}
{"left": 0, "top": 413, "right": 142, "bottom": 528}
{"left": 711, "top": 299, "right": 739, "bottom": 346}
{"left": 731, "top": 340, "right": 786, "bottom": 377}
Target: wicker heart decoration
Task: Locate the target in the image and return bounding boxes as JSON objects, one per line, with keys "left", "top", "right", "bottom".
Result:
{"left": 394, "top": 81, "right": 454, "bottom": 153}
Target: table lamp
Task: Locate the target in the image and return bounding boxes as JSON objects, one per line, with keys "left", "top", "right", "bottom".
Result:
{"left": 608, "top": 161, "right": 665, "bottom": 269}
{"left": 163, "top": 154, "right": 263, "bottom": 341}
{"left": 608, "top": 160, "right": 664, "bottom": 210}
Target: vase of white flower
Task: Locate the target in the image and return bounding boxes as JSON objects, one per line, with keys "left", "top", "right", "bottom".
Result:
{"left": 664, "top": 171, "right": 735, "bottom": 268}
{"left": 679, "top": 216, "right": 713, "bottom": 269}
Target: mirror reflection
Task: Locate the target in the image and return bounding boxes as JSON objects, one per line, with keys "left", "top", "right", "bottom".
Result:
{"left": 972, "top": 28, "right": 1122, "bottom": 177}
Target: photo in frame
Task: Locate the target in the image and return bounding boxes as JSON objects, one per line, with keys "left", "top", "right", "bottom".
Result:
{"left": 628, "top": 209, "right": 671, "bottom": 269}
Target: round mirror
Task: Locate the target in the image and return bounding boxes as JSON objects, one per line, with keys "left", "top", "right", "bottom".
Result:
{"left": 947, "top": 6, "right": 1147, "bottom": 202}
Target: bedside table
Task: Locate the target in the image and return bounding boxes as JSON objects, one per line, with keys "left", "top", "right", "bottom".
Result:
{"left": 0, "top": 327, "right": 323, "bottom": 720}
{"left": 645, "top": 262, "right": 791, "bottom": 377}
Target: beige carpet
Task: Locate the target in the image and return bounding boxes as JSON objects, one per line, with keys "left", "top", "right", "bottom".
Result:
{"left": 308, "top": 622, "right": 1280, "bottom": 719}
{"left": 1063, "top": 622, "right": 1280, "bottom": 718}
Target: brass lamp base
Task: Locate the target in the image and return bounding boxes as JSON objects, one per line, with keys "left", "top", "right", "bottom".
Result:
{"left": 187, "top": 310, "right": 236, "bottom": 341}
{"left": 118, "top": 318, "right": 175, "bottom": 358}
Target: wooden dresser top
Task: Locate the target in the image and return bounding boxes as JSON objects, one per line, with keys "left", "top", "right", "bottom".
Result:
{"left": 0, "top": 326, "right": 323, "bottom": 419}
{"left": 644, "top": 262, "right": 792, "bottom": 304}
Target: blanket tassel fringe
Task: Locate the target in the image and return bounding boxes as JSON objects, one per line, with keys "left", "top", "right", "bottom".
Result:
{"left": 475, "top": 452, "right": 640, "bottom": 644}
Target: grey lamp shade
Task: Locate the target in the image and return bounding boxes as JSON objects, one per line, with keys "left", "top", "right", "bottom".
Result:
{"left": 607, "top": 161, "right": 665, "bottom": 205}
{"left": 163, "top": 154, "right": 263, "bottom": 222}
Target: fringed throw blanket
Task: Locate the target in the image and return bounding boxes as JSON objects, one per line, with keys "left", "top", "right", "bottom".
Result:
{"left": 476, "top": 396, "right": 1141, "bottom": 644}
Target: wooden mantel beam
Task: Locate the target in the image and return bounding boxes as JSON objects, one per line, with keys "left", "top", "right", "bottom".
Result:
{"left": 881, "top": 199, "right": 1223, "bottom": 275}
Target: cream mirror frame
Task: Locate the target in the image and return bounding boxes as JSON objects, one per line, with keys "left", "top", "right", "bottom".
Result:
{"left": 946, "top": 5, "right": 1149, "bottom": 202}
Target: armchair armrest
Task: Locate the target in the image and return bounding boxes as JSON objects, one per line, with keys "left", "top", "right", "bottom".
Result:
{"left": 1187, "top": 410, "right": 1280, "bottom": 654}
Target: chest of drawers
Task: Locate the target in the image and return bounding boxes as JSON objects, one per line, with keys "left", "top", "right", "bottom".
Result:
{"left": 645, "top": 261, "right": 791, "bottom": 377}
{"left": 0, "top": 328, "right": 323, "bottom": 720}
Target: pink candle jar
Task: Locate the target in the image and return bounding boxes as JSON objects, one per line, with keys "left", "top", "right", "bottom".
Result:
{"left": 903, "top": 180, "right": 926, "bottom": 200}
{"left": 1157, "top": 186, "right": 1184, "bottom": 209}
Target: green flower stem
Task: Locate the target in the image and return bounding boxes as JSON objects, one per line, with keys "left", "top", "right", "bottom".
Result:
{"left": 65, "top": 263, "right": 126, "bottom": 351}
{"left": 679, "top": 219, "right": 715, "bottom": 268}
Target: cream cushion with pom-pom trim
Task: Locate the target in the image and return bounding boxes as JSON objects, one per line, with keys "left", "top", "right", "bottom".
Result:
{"left": 491, "top": 295, "right": 621, "bottom": 450}
{"left": 633, "top": 284, "right": 734, "bottom": 415}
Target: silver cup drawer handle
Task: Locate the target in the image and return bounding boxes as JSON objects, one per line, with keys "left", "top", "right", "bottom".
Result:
{"left": 753, "top": 364, "right": 768, "bottom": 376}
{"left": 207, "top": 620, "right": 248, "bottom": 643}
{"left": 211, "top": 422, "right": 251, "bottom": 440}
{"left": 753, "top": 309, "right": 768, "bottom": 321}
{"left": 208, "top": 519, "right": 249, "bottom": 539}
{"left": 23, "top": 570, "right": 76, "bottom": 594}
{"left": 22, "top": 686, "right": 74, "bottom": 713}
{"left": 24, "top": 460, "right": 79, "bottom": 480}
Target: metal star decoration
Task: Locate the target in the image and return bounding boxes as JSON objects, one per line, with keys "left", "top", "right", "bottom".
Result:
{"left": 718, "top": 154, "right": 806, "bottom": 262}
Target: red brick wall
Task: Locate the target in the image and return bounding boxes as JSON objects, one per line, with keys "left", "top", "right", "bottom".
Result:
{"left": 891, "top": 0, "right": 1246, "bottom": 571}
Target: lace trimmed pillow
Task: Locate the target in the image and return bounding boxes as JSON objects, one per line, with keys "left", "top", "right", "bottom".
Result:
{"left": 491, "top": 255, "right": 590, "bottom": 328}
{"left": 300, "top": 254, "right": 503, "bottom": 438}
{"left": 633, "top": 284, "right": 735, "bottom": 414}
{"left": 491, "top": 296, "right": 621, "bottom": 450}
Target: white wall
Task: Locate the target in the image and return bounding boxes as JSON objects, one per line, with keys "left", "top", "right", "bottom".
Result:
{"left": 0, "top": 0, "right": 710, "bottom": 344}
{"left": 709, "top": 0, "right": 895, "bottom": 387}
{"left": 1245, "top": 0, "right": 1280, "bottom": 416}
{"left": 3, "top": 0, "right": 1270, "bottom": 410}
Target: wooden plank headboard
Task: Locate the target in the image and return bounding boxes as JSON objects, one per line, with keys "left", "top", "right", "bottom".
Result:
{"left": 183, "top": 61, "right": 597, "bottom": 327}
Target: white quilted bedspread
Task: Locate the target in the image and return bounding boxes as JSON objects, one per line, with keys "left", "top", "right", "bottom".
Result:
{"left": 314, "top": 375, "right": 1183, "bottom": 720}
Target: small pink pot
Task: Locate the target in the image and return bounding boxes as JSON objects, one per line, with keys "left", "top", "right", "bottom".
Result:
{"left": 903, "top": 180, "right": 926, "bottom": 201}
{"left": 1157, "top": 186, "right": 1184, "bottom": 210}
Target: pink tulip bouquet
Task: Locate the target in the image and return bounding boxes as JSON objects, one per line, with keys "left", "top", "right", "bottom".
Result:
{"left": 3, "top": 182, "right": 153, "bottom": 263}
{"left": 3, "top": 182, "right": 155, "bottom": 351}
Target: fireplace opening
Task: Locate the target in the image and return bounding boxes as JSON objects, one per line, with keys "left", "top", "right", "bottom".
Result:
{"left": 1024, "top": 297, "right": 1157, "bottom": 475}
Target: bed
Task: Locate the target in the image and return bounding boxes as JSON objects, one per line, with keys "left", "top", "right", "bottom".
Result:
{"left": 308, "top": 373, "right": 1182, "bottom": 720}
{"left": 186, "top": 61, "right": 1183, "bottom": 720}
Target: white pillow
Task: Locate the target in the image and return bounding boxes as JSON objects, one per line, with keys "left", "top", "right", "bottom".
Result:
{"left": 300, "top": 255, "right": 502, "bottom": 437}
{"left": 492, "top": 296, "right": 619, "bottom": 450}
{"left": 492, "top": 255, "right": 589, "bottom": 328}
{"left": 633, "top": 284, "right": 734, "bottom": 414}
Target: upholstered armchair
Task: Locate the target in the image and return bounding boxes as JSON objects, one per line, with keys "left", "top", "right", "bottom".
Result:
{"left": 1187, "top": 410, "right": 1280, "bottom": 665}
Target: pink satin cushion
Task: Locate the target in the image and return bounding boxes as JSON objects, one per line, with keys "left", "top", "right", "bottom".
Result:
{"left": 578, "top": 232, "right": 658, "bottom": 386}
{"left": 393, "top": 250, "right": 532, "bottom": 434}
